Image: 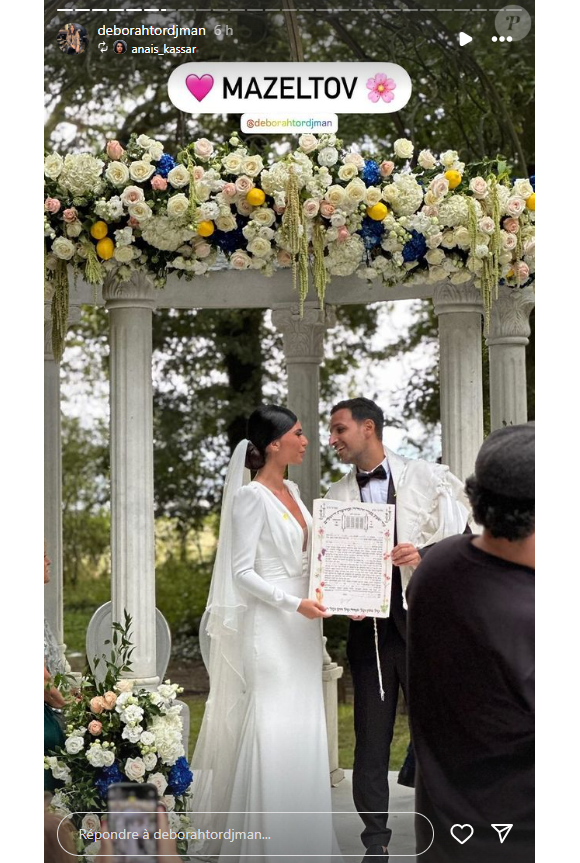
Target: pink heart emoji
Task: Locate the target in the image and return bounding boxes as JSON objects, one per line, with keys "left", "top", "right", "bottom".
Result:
{"left": 185, "top": 74, "right": 214, "bottom": 102}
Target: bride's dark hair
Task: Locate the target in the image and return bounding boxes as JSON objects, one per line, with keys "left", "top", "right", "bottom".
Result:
{"left": 245, "top": 405, "right": 298, "bottom": 470}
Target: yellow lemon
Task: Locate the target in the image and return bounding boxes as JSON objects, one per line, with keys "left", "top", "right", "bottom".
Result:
{"left": 96, "top": 237, "right": 114, "bottom": 260}
{"left": 197, "top": 220, "right": 215, "bottom": 237}
{"left": 526, "top": 193, "right": 535, "bottom": 211}
{"left": 444, "top": 170, "right": 462, "bottom": 190}
{"left": 366, "top": 202, "right": 388, "bottom": 221}
{"left": 506, "top": 269, "right": 514, "bottom": 278}
{"left": 90, "top": 220, "right": 108, "bottom": 240}
{"left": 246, "top": 188, "right": 266, "bottom": 207}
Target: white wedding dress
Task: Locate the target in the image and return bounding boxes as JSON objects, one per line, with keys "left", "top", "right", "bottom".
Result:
{"left": 190, "top": 455, "right": 341, "bottom": 863}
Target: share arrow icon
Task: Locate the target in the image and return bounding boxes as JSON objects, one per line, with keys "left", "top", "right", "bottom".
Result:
{"left": 492, "top": 824, "right": 513, "bottom": 844}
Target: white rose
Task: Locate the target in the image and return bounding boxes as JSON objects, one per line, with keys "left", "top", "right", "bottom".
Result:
{"left": 194, "top": 241, "right": 212, "bottom": 258}
{"left": 475, "top": 243, "right": 489, "bottom": 259}
{"left": 194, "top": 138, "right": 214, "bottom": 160}
{"left": 44, "top": 153, "right": 64, "bottom": 179}
{"left": 148, "top": 772, "right": 168, "bottom": 796}
{"left": 318, "top": 147, "right": 339, "bottom": 167}
{"left": 129, "top": 160, "right": 155, "bottom": 182}
{"left": 453, "top": 227, "right": 470, "bottom": 247}
{"left": 52, "top": 237, "right": 76, "bottom": 260}
{"left": 343, "top": 153, "right": 365, "bottom": 169}
{"left": 302, "top": 199, "right": 320, "bottom": 219}
{"left": 143, "top": 752, "right": 158, "bottom": 771}
{"left": 148, "top": 142, "right": 164, "bottom": 161}
{"left": 429, "top": 176, "right": 450, "bottom": 200}
{"left": 236, "top": 199, "right": 252, "bottom": 216}
{"left": 137, "top": 134, "right": 153, "bottom": 148}
{"left": 469, "top": 177, "right": 489, "bottom": 199}
{"left": 241, "top": 155, "right": 264, "bottom": 177}
{"left": 338, "top": 163, "right": 358, "bottom": 182}
{"left": 65, "top": 735, "right": 85, "bottom": 755}
{"left": 506, "top": 196, "right": 526, "bottom": 217}
{"left": 440, "top": 149, "right": 459, "bottom": 168}
{"left": 66, "top": 222, "right": 82, "bottom": 238}
{"left": 81, "top": 814, "right": 101, "bottom": 835}
{"left": 298, "top": 134, "right": 318, "bottom": 154}
{"left": 478, "top": 216, "right": 495, "bottom": 235}
{"left": 167, "top": 165, "right": 191, "bottom": 188}
{"left": 325, "top": 185, "right": 346, "bottom": 207}
{"left": 120, "top": 185, "right": 145, "bottom": 205}
{"left": 113, "top": 245, "right": 134, "bottom": 263}
{"left": 230, "top": 250, "right": 252, "bottom": 269}
{"left": 418, "top": 149, "right": 437, "bottom": 170}
{"left": 501, "top": 231, "right": 517, "bottom": 251}
{"left": 393, "top": 138, "right": 414, "bottom": 160}
{"left": 365, "top": 187, "right": 383, "bottom": 207}
{"left": 425, "top": 248, "right": 445, "bottom": 266}
{"left": 222, "top": 152, "right": 244, "bottom": 174}
{"left": 105, "top": 161, "right": 130, "bottom": 187}
{"left": 345, "top": 179, "right": 367, "bottom": 205}
{"left": 215, "top": 213, "right": 237, "bottom": 232}
{"left": 166, "top": 194, "right": 189, "bottom": 219}
{"left": 248, "top": 237, "right": 272, "bottom": 258}
{"left": 235, "top": 175, "right": 254, "bottom": 194}
{"left": 251, "top": 207, "right": 276, "bottom": 227}
{"left": 86, "top": 745, "right": 106, "bottom": 768}
{"left": 513, "top": 179, "right": 534, "bottom": 200}
{"left": 330, "top": 212, "right": 346, "bottom": 227}
{"left": 128, "top": 201, "right": 153, "bottom": 222}
{"left": 125, "top": 757, "right": 146, "bottom": 782}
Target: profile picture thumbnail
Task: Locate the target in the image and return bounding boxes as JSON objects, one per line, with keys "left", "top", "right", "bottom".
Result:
{"left": 113, "top": 40, "right": 128, "bottom": 55}
{"left": 57, "top": 23, "right": 88, "bottom": 55}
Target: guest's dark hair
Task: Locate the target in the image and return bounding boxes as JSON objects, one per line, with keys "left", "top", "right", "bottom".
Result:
{"left": 246, "top": 405, "right": 298, "bottom": 470}
{"left": 330, "top": 397, "right": 384, "bottom": 440}
{"left": 465, "top": 476, "right": 535, "bottom": 541}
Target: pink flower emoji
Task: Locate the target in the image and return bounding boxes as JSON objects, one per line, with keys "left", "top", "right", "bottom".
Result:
{"left": 151, "top": 175, "right": 167, "bottom": 191}
{"left": 366, "top": 73, "right": 396, "bottom": 104}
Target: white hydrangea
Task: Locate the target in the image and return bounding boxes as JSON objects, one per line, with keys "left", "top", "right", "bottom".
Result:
{"left": 142, "top": 216, "right": 195, "bottom": 251}
{"left": 388, "top": 174, "right": 424, "bottom": 216}
{"left": 58, "top": 154, "right": 104, "bottom": 196}
{"left": 120, "top": 704, "right": 145, "bottom": 725}
{"left": 149, "top": 714, "right": 185, "bottom": 765}
{"left": 325, "top": 235, "right": 365, "bottom": 276}
{"left": 438, "top": 196, "right": 470, "bottom": 227}
{"left": 122, "top": 724, "right": 144, "bottom": 743}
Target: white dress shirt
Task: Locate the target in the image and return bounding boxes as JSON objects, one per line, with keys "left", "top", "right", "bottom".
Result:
{"left": 358, "top": 457, "right": 390, "bottom": 504}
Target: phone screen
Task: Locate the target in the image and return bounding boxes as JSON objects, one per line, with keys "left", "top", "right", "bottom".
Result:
{"left": 107, "top": 783, "right": 158, "bottom": 863}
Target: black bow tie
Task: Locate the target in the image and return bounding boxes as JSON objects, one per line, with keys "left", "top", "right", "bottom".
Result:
{"left": 355, "top": 464, "right": 387, "bottom": 489}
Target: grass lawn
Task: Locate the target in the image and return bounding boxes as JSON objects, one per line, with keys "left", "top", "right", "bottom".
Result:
{"left": 183, "top": 696, "right": 410, "bottom": 771}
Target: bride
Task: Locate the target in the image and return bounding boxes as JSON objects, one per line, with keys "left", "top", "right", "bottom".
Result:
{"left": 190, "top": 405, "right": 341, "bottom": 862}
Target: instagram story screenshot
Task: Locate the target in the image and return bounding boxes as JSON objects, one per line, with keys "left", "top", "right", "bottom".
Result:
{"left": 42, "top": 2, "right": 535, "bottom": 862}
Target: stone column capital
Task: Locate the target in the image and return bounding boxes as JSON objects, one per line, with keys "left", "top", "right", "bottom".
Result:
{"left": 102, "top": 271, "right": 158, "bottom": 310}
{"left": 271, "top": 304, "right": 335, "bottom": 364}
{"left": 432, "top": 281, "right": 484, "bottom": 316}
{"left": 486, "top": 285, "right": 535, "bottom": 346}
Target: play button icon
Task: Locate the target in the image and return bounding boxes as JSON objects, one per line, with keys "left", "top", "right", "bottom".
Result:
{"left": 459, "top": 32, "right": 473, "bottom": 46}
{"left": 491, "top": 824, "right": 513, "bottom": 844}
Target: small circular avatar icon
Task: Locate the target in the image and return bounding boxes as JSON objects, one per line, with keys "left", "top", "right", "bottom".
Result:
{"left": 57, "top": 22, "right": 88, "bottom": 55}
{"left": 113, "top": 40, "right": 128, "bottom": 55}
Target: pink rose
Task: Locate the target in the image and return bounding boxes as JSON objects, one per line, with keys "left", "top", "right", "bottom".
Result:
{"left": 106, "top": 140, "right": 124, "bottom": 160}
{"left": 90, "top": 696, "right": 105, "bottom": 714}
{"left": 151, "top": 175, "right": 167, "bottom": 191}
{"left": 194, "top": 242, "right": 212, "bottom": 259}
{"left": 513, "top": 261, "right": 529, "bottom": 281}
{"left": 102, "top": 691, "right": 117, "bottom": 710}
{"left": 302, "top": 199, "right": 320, "bottom": 219}
{"left": 62, "top": 207, "right": 78, "bottom": 223}
{"left": 222, "top": 183, "right": 237, "bottom": 198}
{"left": 277, "top": 249, "right": 292, "bottom": 267}
{"left": 273, "top": 204, "right": 286, "bottom": 215}
{"left": 379, "top": 161, "right": 395, "bottom": 178}
{"left": 236, "top": 199, "right": 252, "bottom": 216}
{"left": 506, "top": 196, "right": 526, "bottom": 217}
{"left": 235, "top": 175, "right": 254, "bottom": 194}
{"left": 128, "top": 217, "right": 139, "bottom": 227}
{"left": 319, "top": 202, "right": 335, "bottom": 218}
{"left": 337, "top": 226, "right": 350, "bottom": 242}
{"left": 192, "top": 166, "right": 205, "bottom": 181}
{"left": 503, "top": 217, "right": 519, "bottom": 234}
{"left": 88, "top": 720, "right": 102, "bottom": 736}
{"left": 45, "top": 198, "right": 61, "bottom": 214}
{"left": 121, "top": 187, "right": 144, "bottom": 205}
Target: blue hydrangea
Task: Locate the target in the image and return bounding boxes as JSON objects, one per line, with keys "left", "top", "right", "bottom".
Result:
{"left": 402, "top": 230, "right": 427, "bottom": 263}
{"left": 529, "top": 174, "right": 535, "bottom": 191}
{"left": 358, "top": 216, "right": 384, "bottom": 251}
{"left": 167, "top": 757, "right": 193, "bottom": 796}
{"left": 213, "top": 215, "right": 248, "bottom": 253}
{"left": 155, "top": 154, "right": 176, "bottom": 178}
{"left": 95, "top": 762, "right": 124, "bottom": 798}
{"left": 362, "top": 160, "right": 381, "bottom": 187}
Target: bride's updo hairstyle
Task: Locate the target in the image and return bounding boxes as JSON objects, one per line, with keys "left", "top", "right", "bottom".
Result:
{"left": 245, "top": 405, "right": 298, "bottom": 470}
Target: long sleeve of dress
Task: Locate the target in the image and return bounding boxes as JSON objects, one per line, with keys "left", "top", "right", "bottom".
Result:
{"left": 232, "top": 486, "right": 302, "bottom": 613}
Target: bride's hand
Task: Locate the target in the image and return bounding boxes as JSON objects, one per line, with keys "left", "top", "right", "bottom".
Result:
{"left": 297, "top": 599, "right": 332, "bottom": 619}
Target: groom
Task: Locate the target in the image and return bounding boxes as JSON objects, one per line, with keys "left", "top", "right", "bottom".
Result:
{"left": 326, "top": 398, "right": 470, "bottom": 859}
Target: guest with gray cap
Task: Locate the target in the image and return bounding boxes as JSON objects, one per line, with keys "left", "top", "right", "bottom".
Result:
{"left": 407, "top": 423, "right": 535, "bottom": 863}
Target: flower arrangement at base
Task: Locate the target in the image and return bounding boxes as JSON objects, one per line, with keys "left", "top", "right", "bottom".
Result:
{"left": 44, "top": 132, "right": 535, "bottom": 358}
{"left": 45, "top": 612, "right": 193, "bottom": 861}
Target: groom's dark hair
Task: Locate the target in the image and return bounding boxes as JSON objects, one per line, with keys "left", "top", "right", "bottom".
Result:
{"left": 331, "top": 398, "right": 384, "bottom": 440}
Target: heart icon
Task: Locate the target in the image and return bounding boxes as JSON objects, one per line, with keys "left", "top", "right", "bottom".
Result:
{"left": 450, "top": 824, "right": 474, "bottom": 845}
{"left": 185, "top": 74, "right": 214, "bottom": 102}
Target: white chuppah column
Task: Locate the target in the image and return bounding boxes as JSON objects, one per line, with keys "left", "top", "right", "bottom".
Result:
{"left": 103, "top": 273, "right": 158, "bottom": 687}
{"left": 44, "top": 303, "right": 82, "bottom": 659}
{"left": 486, "top": 285, "right": 535, "bottom": 431}
{"left": 271, "top": 304, "right": 333, "bottom": 511}
{"left": 433, "top": 283, "right": 484, "bottom": 481}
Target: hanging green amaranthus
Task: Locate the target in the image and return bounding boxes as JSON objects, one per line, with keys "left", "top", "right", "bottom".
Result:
{"left": 281, "top": 165, "right": 309, "bottom": 310}
{"left": 50, "top": 258, "right": 69, "bottom": 362}
{"left": 312, "top": 221, "right": 329, "bottom": 308}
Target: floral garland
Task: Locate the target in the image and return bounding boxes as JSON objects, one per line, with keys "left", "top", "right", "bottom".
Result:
{"left": 44, "top": 132, "right": 535, "bottom": 359}
{"left": 45, "top": 615, "right": 193, "bottom": 860}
